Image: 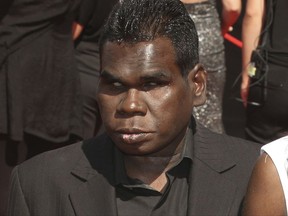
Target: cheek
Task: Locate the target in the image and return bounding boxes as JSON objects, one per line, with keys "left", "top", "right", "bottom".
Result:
{"left": 154, "top": 86, "right": 191, "bottom": 109}
{"left": 149, "top": 87, "right": 192, "bottom": 121}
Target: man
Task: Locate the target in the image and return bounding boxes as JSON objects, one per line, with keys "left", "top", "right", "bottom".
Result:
{"left": 7, "top": 0, "right": 260, "bottom": 215}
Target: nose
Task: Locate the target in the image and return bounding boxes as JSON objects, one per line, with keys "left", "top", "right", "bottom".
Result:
{"left": 117, "top": 89, "right": 147, "bottom": 116}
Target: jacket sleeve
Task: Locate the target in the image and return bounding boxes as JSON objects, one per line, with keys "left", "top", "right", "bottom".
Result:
{"left": 7, "top": 167, "right": 30, "bottom": 216}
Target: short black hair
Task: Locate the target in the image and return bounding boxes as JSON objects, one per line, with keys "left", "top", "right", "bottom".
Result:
{"left": 99, "top": 0, "right": 199, "bottom": 76}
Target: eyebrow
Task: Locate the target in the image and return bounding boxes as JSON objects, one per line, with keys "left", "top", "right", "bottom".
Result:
{"left": 100, "top": 70, "right": 120, "bottom": 81}
{"left": 100, "top": 70, "right": 171, "bottom": 82}
{"left": 139, "top": 71, "right": 171, "bottom": 81}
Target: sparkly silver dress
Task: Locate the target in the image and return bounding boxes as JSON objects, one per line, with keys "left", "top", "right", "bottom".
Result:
{"left": 185, "top": 0, "right": 225, "bottom": 133}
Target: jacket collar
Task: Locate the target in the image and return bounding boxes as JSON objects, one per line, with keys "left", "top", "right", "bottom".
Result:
{"left": 193, "top": 123, "right": 236, "bottom": 172}
{"left": 188, "top": 123, "right": 238, "bottom": 215}
{"left": 69, "top": 134, "right": 118, "bottom": 216}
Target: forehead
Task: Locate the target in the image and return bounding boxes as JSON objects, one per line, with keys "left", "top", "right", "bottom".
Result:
{"left": 100, "top": 38, "right": 180, "bottom": 76}
{"left": 102, "top": 37, "right": 176, "bottom": 57}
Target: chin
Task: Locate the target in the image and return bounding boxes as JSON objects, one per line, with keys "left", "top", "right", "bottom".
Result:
{"left": 115, "top": 142, "right": 153, "bottom": 156}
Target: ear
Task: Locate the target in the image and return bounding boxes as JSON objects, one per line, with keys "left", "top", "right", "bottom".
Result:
{"left": 187, "top": 64, "right": 207, "bottom": 107}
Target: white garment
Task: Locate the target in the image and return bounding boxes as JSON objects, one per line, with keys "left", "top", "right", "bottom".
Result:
{"left": 261, "top": 135, "right": 288, "bottom": 213}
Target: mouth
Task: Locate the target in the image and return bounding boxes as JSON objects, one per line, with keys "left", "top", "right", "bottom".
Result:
{"left": 115, "top": 128, "right": 153, "bottom": 144}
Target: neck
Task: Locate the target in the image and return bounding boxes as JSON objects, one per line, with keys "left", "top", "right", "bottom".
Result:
{"left": 124, "top": 152, "right": 182, "bottom": 173}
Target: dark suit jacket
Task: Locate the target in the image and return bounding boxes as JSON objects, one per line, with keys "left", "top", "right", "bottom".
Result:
{"left": 7, "top": 124, "right": 260, "bottom": 216}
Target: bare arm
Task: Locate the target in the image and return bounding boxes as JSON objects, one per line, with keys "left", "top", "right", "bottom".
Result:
{"left": 241, "top": 0, "right": 264, "bottom": 107}
{"left": 221, "top": 0, "right": 242, "bottom": 35}
{"left": 242, "top": 153, "right": 286, "bottom": 216}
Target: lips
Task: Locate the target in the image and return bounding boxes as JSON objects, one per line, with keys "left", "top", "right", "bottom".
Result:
{"left": 115, "top": 128, "right": 152, "bottom": 144}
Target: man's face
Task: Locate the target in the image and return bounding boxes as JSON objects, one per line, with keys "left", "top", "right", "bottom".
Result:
{"left": 97, "top": 38, "right": 205, "bottom": 156}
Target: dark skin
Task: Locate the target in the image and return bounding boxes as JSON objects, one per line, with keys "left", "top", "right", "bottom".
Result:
{"left": 242, "top": 153, "right": 286, "bottom": 216}
{"left": 97, "top": 37, "right": 206, "bottom": 191}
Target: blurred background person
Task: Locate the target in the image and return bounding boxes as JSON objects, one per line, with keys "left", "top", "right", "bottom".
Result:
{"left": 0, "top": 0, "right": 83, "bottom": 160}
{"left": 241, "top": 0, "right": 288, "bottom": 144}
{"left": 73, "top": 0, "right": 118, "bottom": 139}
{"left": 0, "top": 0, "right": 82, "bottom": 213}
{"left": 181, "top": 0, "right": 241, "bottom": 134}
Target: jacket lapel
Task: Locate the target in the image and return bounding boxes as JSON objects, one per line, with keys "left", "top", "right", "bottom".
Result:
{"left": 188, "top": 124, "right": 238, "bottom": 215}
{"left": 69, "top": 174, "right": 117, "bottom": 216}
{"left": 69, "top": 135, "right": 118, "bottom": 216}
{"left": 188, "top": 157, "right": 237, "bottom": 216}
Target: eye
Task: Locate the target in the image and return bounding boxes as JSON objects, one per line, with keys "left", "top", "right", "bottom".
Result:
{"left": 145, "top": 82, "right": 158, "bottom": 87}
{"left": 113, "top": 82, "right": 123, "bottom": 87}
{"left": 109, "top": 81, "right": 126, "bottom": 92}
{"left": 99, "top": 79, "right": 126, "bottom": 94}
{"left": 142, "top": 81, "right": 166, "bottom": 91}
